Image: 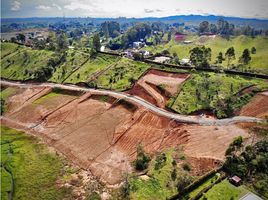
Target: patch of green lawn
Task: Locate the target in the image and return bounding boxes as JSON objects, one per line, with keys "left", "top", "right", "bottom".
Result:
{"left": 144, "top": 35, "right": 268, "bottom": 74}
{"left": 94, "top": 57, "right": 150, "bottom": 91}
{"left": 203, "top": 179, "right": 248, "bottom": 200}
{"left": 1, "top": 48, "right": 54, "bottom": 80}
{"left": 65, "top": 54, "right": 120, "bottom": 84}
{"left": 0, "top": 87, "right": 18, "bottom": 101}
{"left": 32, "top": 92, "right": 62, "bottom": 104}
{"left": 0, "top": 42, "right": 22, "bottom": 58}
{"left": 189, "top": 173, "right": 221, "bottom": 198}
{"left": 129, "top": 148, "right": 193, "bottom": 200}
{"left": 0, "top": 126, "right": 72, "bottom": 200}
{"left": 49, "top": 50, "right": 89, "bottom": 83}
{"left": 169, "top": 72, "right": 268, "bottom": 118}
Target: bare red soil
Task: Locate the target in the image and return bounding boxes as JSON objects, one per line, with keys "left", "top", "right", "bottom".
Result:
{"left": 239, "top": 91, "right": 268, "bottom": 118}
{"left": 128, "top": 69, "right": 190, "bottom": 108}
{"left": 1, "top": 86, "right": 249, "bottom": 185}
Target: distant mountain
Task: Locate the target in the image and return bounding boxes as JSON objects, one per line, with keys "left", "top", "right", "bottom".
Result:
{"left": 2, "top": 14, "right": 268, "bottom": 29}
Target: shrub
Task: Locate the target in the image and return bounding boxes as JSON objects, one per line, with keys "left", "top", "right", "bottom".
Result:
{"left": 133, "top": 145, "right": 151, "bottom": 171}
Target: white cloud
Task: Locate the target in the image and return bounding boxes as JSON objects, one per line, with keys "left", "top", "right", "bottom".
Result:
{"left": 64, "top": 1, "right": 94, "bottom": 11}
{"left": 11, "top": 1, "right": 21, "bottom": 11}
{"left": 36, "top": 5, "right": 51, "bottom": 10}
{"left": 52, "top": 3, "right": 62, "bottom": 11}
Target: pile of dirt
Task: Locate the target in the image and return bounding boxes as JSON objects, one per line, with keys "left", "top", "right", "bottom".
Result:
{"left": 128, "top": 69, "right": 190, "bottom": 108}
{"left": 239, "top": 91, "right": 268, "bottom": 118}
{"left": 183, "top": 125, "right": 249, "bottom": 160}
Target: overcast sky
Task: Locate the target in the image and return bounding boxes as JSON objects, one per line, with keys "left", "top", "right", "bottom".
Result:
{"left": 2, "top": 0, "right": 268, "bottom": 19}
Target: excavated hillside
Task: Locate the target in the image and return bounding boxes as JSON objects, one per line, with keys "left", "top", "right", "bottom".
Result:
{"left": 1, "top": 85, "right": 250, "bottom": 186}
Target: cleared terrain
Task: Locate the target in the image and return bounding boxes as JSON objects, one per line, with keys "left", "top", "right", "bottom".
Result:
{"left": 1, "top": 82, "right": 255, "bottom": 186}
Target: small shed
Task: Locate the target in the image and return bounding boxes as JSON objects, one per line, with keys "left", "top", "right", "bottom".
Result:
{"left": 229, "top": 175, "right": 242, "bottom": 186}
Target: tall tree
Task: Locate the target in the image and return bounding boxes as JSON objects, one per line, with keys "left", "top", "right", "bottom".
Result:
{"left": 217, "top": 52, "right": 224, "bottom": 64}
{"left": 251, "top": 47, "right": 256, "bottom": 54}
{"left": 225, "top": 47, "right": 235, "bottom": 66}
{"left": 189, "top": 46, "right": 211, "bottom": 68}
{"left": 239, "top": 49, "right": 251, "bottom": 65}
{"left": 199, "top": 21, "right": 210, "bottom": 34}
{"left": 16, "top": 33, "right": 26, "bottom": 43}
{"left": 92, "top": 33, "right": 101, "bottom": 51}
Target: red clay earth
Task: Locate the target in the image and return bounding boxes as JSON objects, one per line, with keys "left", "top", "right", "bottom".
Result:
{"left": 239, "top": 91, "right": 268, "bottom": 118}
{"left": 128, "top": 69, "right": 190, "bottom": 108}
{"left": 1, "top": 86, "right": 249, "bottom": 186}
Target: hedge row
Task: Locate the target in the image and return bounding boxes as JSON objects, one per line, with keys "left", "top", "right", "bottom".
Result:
{"left": 168, "top": 167, "right": 223, "bottom": 200}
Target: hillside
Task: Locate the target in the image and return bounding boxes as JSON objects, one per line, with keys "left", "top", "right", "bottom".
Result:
{"left": 145, "top": 35, "right": 268, "bottom": 74}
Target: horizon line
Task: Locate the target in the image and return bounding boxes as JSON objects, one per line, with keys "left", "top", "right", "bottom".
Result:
{"left": 2, "top": 14, "right": 268, "bottom": 21}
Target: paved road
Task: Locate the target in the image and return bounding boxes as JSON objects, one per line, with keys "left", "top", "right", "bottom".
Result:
{"left": 1, "top": 80, "right": 264, "bottom": 125}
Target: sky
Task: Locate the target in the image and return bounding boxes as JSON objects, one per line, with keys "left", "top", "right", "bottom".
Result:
{"left": 1, "top": 0, "right": 268, "bottom": 19}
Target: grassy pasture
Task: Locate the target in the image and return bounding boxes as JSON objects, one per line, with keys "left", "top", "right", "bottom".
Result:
{"left": 168, "top": 72, "right": 268, "bottom": 118}
{"left": 94, "top": 57, "right": 150, "bottom": 91}
{"left": 0, "top": 126, "right": 72, "bottom": 200}
{"left": 145, "top": 35, "right": 268, "bottom": 74}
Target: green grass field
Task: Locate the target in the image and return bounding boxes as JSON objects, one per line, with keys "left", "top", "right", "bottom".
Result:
{"left": 1, "top": 44, "right": 54, "bottom": 80}
{"left": 0, "top": 126, "right": 72, "bottom": 200}
{"left": 188, "top": 173, "right": 221, "bottom": 198}
{"left": 129, "top": 149, "right": 193, "bottom": 200}
{"left": 1, "top": 42, "right": 22, "bottom": 59}
{"left": 94, "top": 57, "right": 150, "bottom": 91}
{"left": 203, "top": 179, "right": 248, "bottom": 200}
{"left": 49, "top": 50, "right": 89, "bottom": 83}
{"left": 64, "top": 54, "right": 120, "bottom": 84}
{"left": 145, "top": 35, "right": 268, "bottom": 74}
{"left": 168, "top": 72, "right": 268, "bottom": 118}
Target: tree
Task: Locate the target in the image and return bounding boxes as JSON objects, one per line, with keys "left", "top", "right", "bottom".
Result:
{"left": 133, "top": 144, "right": 151, "bottom": 171}
{"left": 251, "top": 47, "right": 256, "bottom": 54}
{"left": 16, "top": 33, "right": 26, "bottom": 43}
{"left": 92, "top": 33, "right": 101, "bottom": 51}
{"left": 167, "top": 31, "right": 172, "bottom": 41}
{"left": 199, "top": 21, "right": 210, "bottom": 34}
{"left": 1, "top": 98, "right": 5, "bottom": 115}
{"left": 189, "top": 46, "right": 211, "bottom": 68}
{"left": 56, "top": 32, "right": 68, "bottom": 52}
{"left": 100, "top": 21, "right": 120, "bottom": 38}
{"left": 216, "top": 52, "right": 224, "bottom": 64}
{"left": 225, "top": 47, "right": 235, "bottom": 66}
{"left": 210, "top": 24, "right": 218, "bottom": 34}
{"left": 239, "top": 49, "right": 251, "bottom": 65}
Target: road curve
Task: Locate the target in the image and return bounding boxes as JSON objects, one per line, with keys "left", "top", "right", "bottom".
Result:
{"left": 1, "top": 80, "right": 264, "bottom": 126}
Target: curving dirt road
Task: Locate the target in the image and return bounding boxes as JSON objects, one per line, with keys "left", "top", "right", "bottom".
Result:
{"left": 1, "top": 80, "right": 264, "bottom": 125}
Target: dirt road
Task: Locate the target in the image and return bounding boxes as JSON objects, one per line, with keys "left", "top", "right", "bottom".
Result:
{"left": 1, "top": 80, "right": 264, "bottom": 125}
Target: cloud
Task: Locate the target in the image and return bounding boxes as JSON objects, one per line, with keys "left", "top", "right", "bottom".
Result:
{"left": 52, "top": 3, "right": 62, "bottom": 11}
{"left": 144, "top": 8, "right": 163, "bottom": 13}
{"left": 144, "top": 9, "right": 154, "bottom": 13}
{"left": 36, "top": 5, "right": 51, "bottom": 10}
{"left": 64, "top": 1, "right": 94, "bottom": 11}
{"left": 11, "top": 1, "right": 21, "bottom": 11}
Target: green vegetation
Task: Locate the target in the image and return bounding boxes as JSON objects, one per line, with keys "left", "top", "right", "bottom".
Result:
{"left": 169, "top": 72, "right": 267, "bottom": 118}
{"left": 203, "top": 179, "right": 248, "bottom": 200}
{"left": 1, "top": 43, "right": 54, "bottom": 80}
{"left": 1, "top": 126, "right": 72, "bottom": 200}
{"left": 224, "top": 132, "right": 268, "bottom": 198}
{"left": 33, "top": 92, "right": 62, "bottom": 104}
{"left": 65, "top": 54, "right": 120, "bottom": 83}
{"left": 0, "top": 87, "right": 19, "bottom": 114}
{"left": 144, "top": 35, "right": 268, "bottom": 74}
{"left": 49, "top": 50, "right": 89, "bottom": 83}
{"left": 133, "top": 145, "right": 151, "bottom": 171}
{"left": 188, "top": 173, "right": 221, "bottom": 198}
{"left": 94, "top": 57, "right": 150, "bottom": 91}
{"left": 0, "top": 42, "right": 22, "bottom": 58}
{"left": 129, "top": 148, "right": 193, "bottom": 200}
